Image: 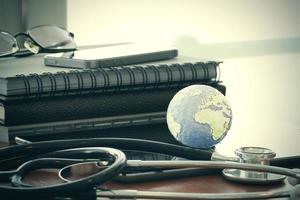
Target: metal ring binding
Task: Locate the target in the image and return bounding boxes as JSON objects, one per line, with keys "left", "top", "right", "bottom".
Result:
{"left": 128, "top": 66, "right": 136, "bottom": 87}
{"left": 207, "top": 61, "right": 218, "bottom": 82}
{"left": 147, "top": 65, "right": 157, "bottom": 87}
{"left": 179, "top": 64, "right": 185, "bottom": 83}
{"left": 72, "top": 70, "right": 84, "bottom": 92}
{"left": 109, "top": 68, "right": 119, "bottom": 88}
{"left": 200, "top": 62, "right": 208, "bottom": 81}
{"left": 205, "top": 62, "right": 213, "bottom": 81}
{"left": 86, "top": 70, "right": 97, "bottom": 93}
{"left": 178, "top": 63, "right": 186, "bottom": 82}
{"left": 149, "top": 65, "right": 160, "bottom": 89}
{"left": 84, "top": 70, "right": 95, "bottom": 90}
{"left": 193, "top": 63, "right": 201, "bottom": 82}
{"left": 206, "top": 62, "right": 213, "bottom": 81}
{"left": 134, "top": 66, "right": 148, "bottom": 90}
{"left": 122, "top": 67, "right": 134, "bottom": 90}
{"left": 57, "top": 71, "right": 71, "bottom": 96}
{"left": 96, "top": 68, "right": 110, "bottom": 90}
{"left": 166, "top": 64, "right": 174, "bottom": 88}
{"left": 95, "top": 68, "right": 107, "bottom": 92}
{"left": 172, "top": 64, "right": 183, "bottom": 83}
{"left": 110, "top": 67, "right": 122, "bottom": 91}
{"left": 188, "top": 63, "right": 197, "bottom": 81}
{"left": 30, "top": 73, "right": 43, "bottom": 97}
{"left": 139, "top": 66, "right": 148, "bottom": 85}
{"left": 130, "top": 66, "right": 144, "bottom": 90}
{"left": 117, "top": 68, "right": 123, "bottom": 87}
{"left": 179, "top": 63, "right": 188, "bottom": 83}
{"left": 16, "top": 74, "right": 30, "bottom": 97}
{"left": 43, "top": 72, "right": 57, "bottom": 96}
{"left": 160, "top": 64, "right": 171, "bottom": 87}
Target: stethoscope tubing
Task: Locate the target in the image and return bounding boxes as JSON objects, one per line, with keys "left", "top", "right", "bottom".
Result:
{"left": 0, "top": 138, "right": 299, "bottom": 199}
{"left": 126, "top": 160, "right": 300, "bottom": 179}
{"left": 1, "top": 138, "right": 299, "bottom": 169}
{"left": 0, "top": 147, "right": 127, "bottom": 197}
{"left": 0, "top": 138, "right": 213, "bottom": 169}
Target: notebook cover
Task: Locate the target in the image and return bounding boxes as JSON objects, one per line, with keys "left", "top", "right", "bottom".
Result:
{"left": 0, "top": 83, "right": 226, "bottom": 126}
{"left": 0, "top": 54, "right": 220, "bottom": 98}
{"left": 0, "top": 112, "right": 166, "bottom": 143}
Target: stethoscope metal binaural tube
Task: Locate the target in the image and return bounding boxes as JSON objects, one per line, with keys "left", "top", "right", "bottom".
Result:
{"left": 95, "top": 188, "right": 292, "bottom": 200}
{"left": 124, "top": 160, "right": 300, "bottom": 180}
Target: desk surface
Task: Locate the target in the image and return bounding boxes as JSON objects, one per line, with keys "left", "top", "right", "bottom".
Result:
{"left": 0, "top": 143, "right": 296, "bottom": 200}
{"left": 22, "top": 168, "right": 293, "bottom": 200}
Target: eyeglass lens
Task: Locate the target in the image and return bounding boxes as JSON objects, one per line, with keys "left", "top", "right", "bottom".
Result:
{"left": 0, "top": 32, "right": 19, "bottom": 56}
{"left": 0, "top": 26, "right": 76, "bottom": 57}
{"left": 28, "top": 26, "right": 76, "bottom": 50}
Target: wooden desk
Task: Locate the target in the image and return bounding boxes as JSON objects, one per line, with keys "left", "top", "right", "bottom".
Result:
{"left": 0, "top": 143, "right": 295, "bottom": 200}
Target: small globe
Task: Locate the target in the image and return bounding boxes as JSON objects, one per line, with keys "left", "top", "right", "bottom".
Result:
{"left": 167, "top": 85, "right": 233, "bottom": 148}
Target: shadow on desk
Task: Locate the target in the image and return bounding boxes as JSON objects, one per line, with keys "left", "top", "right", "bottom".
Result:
{"left": 0, "top": 168, "right": 291, "bottom": 200}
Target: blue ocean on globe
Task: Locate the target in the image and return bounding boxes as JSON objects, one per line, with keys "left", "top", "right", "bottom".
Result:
{"left": 167, "top": 85, "right": 233, "bottom": 148}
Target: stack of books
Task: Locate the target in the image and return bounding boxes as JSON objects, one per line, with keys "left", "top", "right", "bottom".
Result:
{"left": 0, "top": 51, "right": 225, "bottom": 144}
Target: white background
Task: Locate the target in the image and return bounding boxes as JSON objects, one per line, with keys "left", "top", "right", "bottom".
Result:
{"left": 67, "top": 0, "right": 300, "bottom": 157}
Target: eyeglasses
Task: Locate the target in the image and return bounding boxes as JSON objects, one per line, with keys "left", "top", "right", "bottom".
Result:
{"left": 0, "top": 25, "right": 77, "bottom": 57}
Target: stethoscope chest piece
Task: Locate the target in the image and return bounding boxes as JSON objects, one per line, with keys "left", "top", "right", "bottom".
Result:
{"left": 222, "top": 147, "right": 286, "bottom": 184}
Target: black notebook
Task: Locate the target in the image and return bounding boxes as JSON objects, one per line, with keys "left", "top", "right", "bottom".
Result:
{"left": 0, "top": 55, "right": 220, "bottom": 99}
{"left": 0, "top": 112, "right": 166, "bottom": 143}
{"left": 19, "top": 123, "right": 178, "bottom": 146}
{"left": 0, "top": 83, "right": 225, "bottom": 126}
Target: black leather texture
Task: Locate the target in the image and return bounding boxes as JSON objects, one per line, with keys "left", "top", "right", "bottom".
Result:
{"left": 2, "top": 83, "right": 226, "bottom": 126}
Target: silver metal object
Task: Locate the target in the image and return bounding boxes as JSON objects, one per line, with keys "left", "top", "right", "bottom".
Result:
{"left": 211, "top": 151, "right": 239, "bottom": 162}
{"left": 223, "top": 147, "right": 286, "bottom": 184}
{"left": 96, "top": 189, "right": 291, "bottom": 200}
{"left": 15, "top": 137, "right": 31, "bottom": 145}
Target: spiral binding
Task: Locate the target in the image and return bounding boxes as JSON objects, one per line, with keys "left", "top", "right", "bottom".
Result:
{"left": 72, "top": 70, "right": 84, "bottom": 92}
{"left": 166, "top": 64, "right": 174, "bottom": 85}
{"left": 42, "top": 72, "right": 57, "bottom": 96}
{"left": 84, "top": 69, "right": 97, "bottom": 91}
{"left": 30, "top": 73, "right": 43, "bottom": 98}
{"left": 122, "top": 67, "right": 134, "bottom": 91}
{"left": 16, "top": 74, "right": 30, "bottom": 97}
{"left": 199, "top": 62, "right": 208, "bottom": 80}
{"left": 13, "top": 61, "right": 219, "bottom": 97}
{"left": 56, "top": 71, "right": 71, "bottom": 96}
{"left": 133, "top": 66, "right": 149, "bottom": 90}
{"left": 177, "top": 63, "right": 186, "bottom": 82}
{"left": 96, "top": 68, "right": 110, "bottom": 90}
{"left": 187, "top": 63, "right": 196, "bottom": 81}
{"left": 148, "top": 65, "right": 160, "bottom": 89}
{"left": 110, "top": 67, "right": 123, "bottom": 91}
{"left": 159, "top": 65, "right": 170, "bottom": 86}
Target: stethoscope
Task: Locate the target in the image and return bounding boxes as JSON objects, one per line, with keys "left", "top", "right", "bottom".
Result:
{"left": 0, "top": 137, "right": 299, "bottom": 199}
